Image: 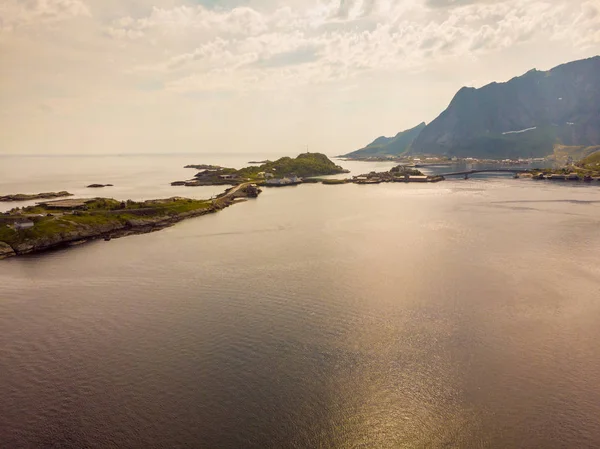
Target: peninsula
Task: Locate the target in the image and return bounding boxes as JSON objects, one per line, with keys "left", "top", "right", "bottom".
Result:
{"left": 529, "top": 148, "right": 600, "bottom": 180}
{"left": 0, "top": 191, "right": 73, "bottom": 202}
{"left": 0, "top": 183, "right": 261, "bottom": 259}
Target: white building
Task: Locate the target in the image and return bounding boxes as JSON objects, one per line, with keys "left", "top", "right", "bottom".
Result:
{"left": 14, "top": 220, "right": 34, "bottom": 230}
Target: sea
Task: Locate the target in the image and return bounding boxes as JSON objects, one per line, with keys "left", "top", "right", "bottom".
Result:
{"left": 2, "top": 153, "right": 600, "bottom": 448}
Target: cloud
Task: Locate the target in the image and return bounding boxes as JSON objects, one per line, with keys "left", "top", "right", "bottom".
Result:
{"left": 255, "top": 46, "right": 319, "bottom": 68}
{"left": 104, "top": 0, "right": 600, "bottom": 93}
{"left": 0, "top": 0, "right": 90, "bottom": 33}
{"left": 424, "top": 0, "right": 497, "bottom": 8}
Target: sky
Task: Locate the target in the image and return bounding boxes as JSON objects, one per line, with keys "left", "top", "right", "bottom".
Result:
{"left": 1, "top": 0, "right": 599, "bottom": 155}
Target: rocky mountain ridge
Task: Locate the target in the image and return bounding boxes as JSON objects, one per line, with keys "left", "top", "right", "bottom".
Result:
{"left": 411, "top": 56, "right": 600, "bottom": 158}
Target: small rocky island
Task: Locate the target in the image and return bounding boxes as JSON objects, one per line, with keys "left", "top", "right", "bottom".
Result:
{"left": 172, "top": 153, "right": 349, "bottom": 187}
{"left": 0, "top": 191, "right": 73, "bottom": 202}
{"left": 0, "top": 184, "right": 261, "bottom": 259}
{"left": 184, "top": 164, "right": 224, "bottom": 170}
{"left": 304, "top": 166, "right": 444, "bottom": 184}
{"left": 352, "top": 166, "right": 444, "bottom": 183}
{"left": 87, "top": 184, "right": 114, "bottom": 188}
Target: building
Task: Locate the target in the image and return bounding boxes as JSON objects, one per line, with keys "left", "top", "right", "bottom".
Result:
{"left": 407, "top": 175, "right": 430, "bottom": 182}
{"left": 14, "top": 220, "right": 34, "bottom": 230}
{"left": 265, "top": 176, "right": 303, "bottom": 186}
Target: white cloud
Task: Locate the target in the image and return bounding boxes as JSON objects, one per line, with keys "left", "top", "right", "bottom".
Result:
{"left": 99, "top": 0, "right": 600, "bottom": 93}
{"left": 0, "top": 0, "right": 90, "bottom": 33}
{"left": 1, "top": 0, "right": 600, "bottom": 155}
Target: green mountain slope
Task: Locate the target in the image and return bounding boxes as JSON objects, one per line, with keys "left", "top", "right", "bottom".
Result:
{"left": 342, "top": 123, "right": 426, "bottom": 158}
{"left": 252, "top": 153, "right": 348, "bottom": 177}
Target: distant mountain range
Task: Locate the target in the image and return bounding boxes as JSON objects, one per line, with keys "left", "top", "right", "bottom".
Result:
{"left": 341, "top": 123, "right": 425, "bottom": 158}
{"left": 343, "top": 56, "right": 600, "bottom": 159}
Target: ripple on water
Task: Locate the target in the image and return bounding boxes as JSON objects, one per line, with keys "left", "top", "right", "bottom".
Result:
{"left": 2, "top": 179, "right": 600, "bottom": 447}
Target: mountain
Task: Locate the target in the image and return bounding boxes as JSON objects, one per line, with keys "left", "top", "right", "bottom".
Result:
{"left": 411, "top": 56, "right": 600, "bottom": 158}
{"left": 342, "top": 122, "right": 426, "bottom": 158}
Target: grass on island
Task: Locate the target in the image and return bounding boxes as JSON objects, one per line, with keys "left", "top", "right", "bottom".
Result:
{"left": 528, "top": 147, "right": 600, "bottom": 178}
{"left": 0, "top": 197, "right": 213, "bottom": 246}
{"left": 580, "top": 150, "right": 600, "bottom": 168}
{"left": 553, "top": 145, "right": 600, "bottom": 164}
{"left": 189, "top": 153, "right": 348, "bottom": 184}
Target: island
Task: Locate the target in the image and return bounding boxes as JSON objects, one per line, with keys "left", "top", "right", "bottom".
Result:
{"left": 0, "top": 183, "right": 261, "bottom": 259}
{"left": 87, "top": 184, "right": 114, "bottom": 188}
{"left": 172, "top": 153, "right": 349, "bottom": 187}
{"left": 0, "top": 191, "right": 73, "bottom": 202}
{"left": 351, "top": 166, "right": 444, "bottom": 183}
{"left": 529, "top": 147, "right": 600, "bottom": 181}
{"left": 184, "top": 164, "right": 224, "bottom": 170}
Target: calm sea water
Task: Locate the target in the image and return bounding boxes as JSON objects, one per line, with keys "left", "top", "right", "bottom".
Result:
{"left": 2, "top": 155, "right": 600, "bottom": 448}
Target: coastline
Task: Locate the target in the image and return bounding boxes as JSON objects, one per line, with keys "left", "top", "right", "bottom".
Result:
{"left": 0, "top": 183, "right": 260, "bottom": 260}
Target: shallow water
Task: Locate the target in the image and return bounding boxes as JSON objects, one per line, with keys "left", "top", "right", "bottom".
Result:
{"left": 2, "top": 155, "right": 600, "bottom": 448}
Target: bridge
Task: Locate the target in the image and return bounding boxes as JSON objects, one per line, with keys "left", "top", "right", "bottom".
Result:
{"left": 438, "top": 168, "right": 534, "bottom": 179}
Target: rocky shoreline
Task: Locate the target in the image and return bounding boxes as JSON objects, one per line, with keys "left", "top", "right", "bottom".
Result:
{"left": 1, "top": 207, "right": 215, "bottom": 259}
{"left": 0, "top": 191, "right": 73, "bottom": 202}
{"left": 0, "top": 183, "right": 261, "bottom": 260}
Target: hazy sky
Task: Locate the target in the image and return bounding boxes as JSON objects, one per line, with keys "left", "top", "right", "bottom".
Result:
{"left": 1, "top": 0, "right": 599, "bottom": 155}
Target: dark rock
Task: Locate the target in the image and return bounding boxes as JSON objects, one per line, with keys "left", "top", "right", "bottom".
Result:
{"left": 86, "top": 184, "right": 113, "bottom": 188}
{"left": 184, "top": 164, "right": 223, "bottom": 170}
{"left": 0, "top": 242, "right": 16, "bottom": 259}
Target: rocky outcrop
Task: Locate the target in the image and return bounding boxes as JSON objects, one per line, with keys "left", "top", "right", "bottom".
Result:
{"left": 0, "top": 191, "right": 72, "bottom": 202}
{"left": 4, "top": 210, "right": 216, "bottom": 257}
{"left": 9, "top": 222, "right": 123, "bottom": 255}
{"left": 0, "top": 242, "right": 16, "bottom": 259}
{"left": 184, "top": 164, "right": 223, "bottom": 170}
{"left": 411, "top": 56, "right": 600, "bottom": 158}
{"left": 87, "top": 184, "right": 113, "bottom": 188}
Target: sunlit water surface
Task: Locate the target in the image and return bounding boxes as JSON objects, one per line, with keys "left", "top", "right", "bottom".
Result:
{"left": 1, "top": 155, "right": 600, "bottom": 448}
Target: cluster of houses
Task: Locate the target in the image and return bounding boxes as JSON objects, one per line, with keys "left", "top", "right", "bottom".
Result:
{"left": 3, "top": 198, "right": 97, "bottom": 232}
{"left": 191, "top": 168, "right": 304, "bottom": 187}
{"left": 533, "top": 173, "right": 598, "bottom": 181}
{"left": 265, "top": 175, "right": 303, "bottom": 186}
{"left": 352, "top": 170, "right": 439, "bottom": 184}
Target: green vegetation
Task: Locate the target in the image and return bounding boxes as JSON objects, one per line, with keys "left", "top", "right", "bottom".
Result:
{"left": 253, "top": 153, "right": 348, "bottom": 177}
{"left": 530, "top": 149, "right": 600, "bottom": 178}
{"left": 579, "top": 149, "right": 600, "bottom": 167}
{"left": 0, "top": 197, "right": 213, "bottom": 247}
{"left": 390, "top": 166, "right": 424, "bottom": 176}
{"left": 186, "top": 153, "right": 348, "bottom": 185}
{"left": 0, "top": 191, "right": 72, "bottom": 202}
{"left": 0, "top": 226, "right": 17, "bottom": 244}
{"left": 553, "top": 145, "right": 600, "bottom": 164}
